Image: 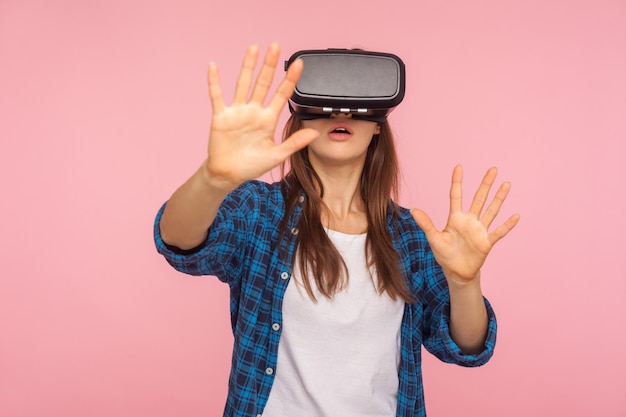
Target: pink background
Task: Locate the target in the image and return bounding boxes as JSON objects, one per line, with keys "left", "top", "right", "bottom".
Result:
{"left": 1, "top": 0, "right": 625, "bottom": 416}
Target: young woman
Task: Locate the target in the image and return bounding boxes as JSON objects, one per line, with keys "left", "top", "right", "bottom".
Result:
{"left": 155, "top": 43, "right": 520, "bottom": 417}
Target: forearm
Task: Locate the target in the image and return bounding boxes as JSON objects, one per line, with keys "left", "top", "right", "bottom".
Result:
{"left": 447, "top": 272, "right": 489, "bottom": 354}
{"left": 159, "top": 160, "right": 236, "bottom": 250}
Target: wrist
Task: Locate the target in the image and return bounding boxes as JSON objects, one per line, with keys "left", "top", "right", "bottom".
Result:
{"left": 444, "top": 270, "right": 482, "bottom": 292}
{"left": 199, "top": 160, "right": 240, "bottom": 195}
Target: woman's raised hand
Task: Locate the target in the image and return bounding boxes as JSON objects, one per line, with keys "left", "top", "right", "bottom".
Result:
{"left": 412, "top": 165, "right": 520, "bottom": 285}
{"left": 204, "top": 43, "right": 319, "bottom": 189}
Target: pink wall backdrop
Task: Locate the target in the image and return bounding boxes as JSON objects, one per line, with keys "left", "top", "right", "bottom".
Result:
{"left": 1, "top": 0, "right": 625, "bottom": 416}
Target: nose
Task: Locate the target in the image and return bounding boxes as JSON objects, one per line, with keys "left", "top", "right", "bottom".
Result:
{"left": 330, "top": 112, "right": 352, "bottom": 119}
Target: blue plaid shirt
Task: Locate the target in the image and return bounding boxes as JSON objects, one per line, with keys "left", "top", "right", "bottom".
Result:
{"left": 154, "top": 180, "right": 497, "bottom": 417}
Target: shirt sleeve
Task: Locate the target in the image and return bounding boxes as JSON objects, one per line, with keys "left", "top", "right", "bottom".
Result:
{"left": 423, "top": 292, "right": 497, "bottom": 367}
{"left": 153, "top": 182, "right": 259, "bottom": 287}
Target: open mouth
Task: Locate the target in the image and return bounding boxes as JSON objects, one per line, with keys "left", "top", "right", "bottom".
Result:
{"left": 328, "top": 123, "right": 353, "bottom": 136}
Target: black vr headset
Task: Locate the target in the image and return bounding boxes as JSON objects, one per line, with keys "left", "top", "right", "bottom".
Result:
{"left": 285, "top": 49, "right": 406, "bottom": 122}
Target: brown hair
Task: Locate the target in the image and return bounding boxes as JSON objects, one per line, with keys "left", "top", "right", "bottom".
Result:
{"left": 280, "top": 115, "right": 413, "bottom": 303}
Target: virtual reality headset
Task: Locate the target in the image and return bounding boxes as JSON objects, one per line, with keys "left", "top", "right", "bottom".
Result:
{"left": 285, "top": 49, "right": 406, "bottom": 122}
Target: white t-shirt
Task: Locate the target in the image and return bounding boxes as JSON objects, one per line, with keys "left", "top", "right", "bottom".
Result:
{"left": 262, "top": 229, "right": 405, "bottom": 417}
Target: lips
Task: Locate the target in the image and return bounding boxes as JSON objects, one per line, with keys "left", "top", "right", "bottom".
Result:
{"left": 327, "top": 123, "right": 353, "bottom": 140}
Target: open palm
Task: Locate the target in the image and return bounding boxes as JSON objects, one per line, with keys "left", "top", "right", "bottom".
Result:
{"left": 205, "top": 43, "right": 319, "bottom": 187}
{"left": 412, "top": 165, "right": 520, "bottom": 284}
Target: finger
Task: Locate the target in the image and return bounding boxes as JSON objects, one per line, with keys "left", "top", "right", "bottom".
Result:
{"left": 488, "top": 213, "right": 521, "bottom": 246}
{"left": 250, "top": 42, "right": 280, "bottom": 104}
{"left": 411, "top": 208, "right": 440, "bottom": 243}
{"left": 481, "top": 181, "right": 511, "bottom": 227}
{"left": 207, "top": 62, "right": 225, "bottom": 114}
{"left": 469, "top": 167, "right": 498, "bottom": 217}
{"left": 449, "top": 164, "right": 464, "bottom": 215}
{"left": 271, "top": 128, "right": 319, "bottom": 163}
{"left": 233, "top": 44, "right": 259, "bottom": 104}
{"left": 267, "top": 57, "right": 303, "bottom": 115}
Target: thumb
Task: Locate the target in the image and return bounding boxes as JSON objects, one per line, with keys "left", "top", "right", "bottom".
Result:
{"left": 275, "top": 128, "right": 319, "bottom": 160}
{"left": 411, "top": 208, "right": 439, "bottom": 241}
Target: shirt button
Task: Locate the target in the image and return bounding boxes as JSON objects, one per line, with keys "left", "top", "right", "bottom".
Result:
{"left": 298, "top": 195, "right": 305, "bottom": 203}
{"left": 256, "top": 415, "right": 262, "bottom": 417}
{"left": 266, "top": 367, "right": 274, "bottom": 375}
{"left": 272, "top": 323, "right": 280, "bottom": 331}
{"left": 291, "top": 227, "right": 299, "bottom": 235}
{"left": 280, "top": 272, "right": 289, "bottom": 280}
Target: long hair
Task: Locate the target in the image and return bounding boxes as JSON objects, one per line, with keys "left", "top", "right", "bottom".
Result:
{"left": 280, "top": 115, "right": 414, "bottom": 303}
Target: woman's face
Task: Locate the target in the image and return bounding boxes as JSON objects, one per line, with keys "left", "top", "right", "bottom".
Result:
{"left": 302, "top": 113, "right": 380, "bottom": 169}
